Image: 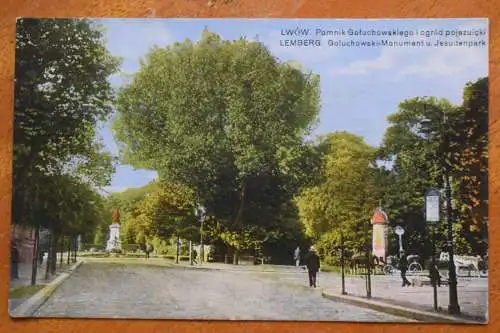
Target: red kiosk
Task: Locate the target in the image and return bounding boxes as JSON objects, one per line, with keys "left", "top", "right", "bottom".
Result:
{"left": 371, "top": 208, "right": 389, "bottom": 262}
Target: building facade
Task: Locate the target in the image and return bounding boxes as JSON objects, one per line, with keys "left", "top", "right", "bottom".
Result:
{"left": 11, "top": 224, "right": 36, "bottom": 271}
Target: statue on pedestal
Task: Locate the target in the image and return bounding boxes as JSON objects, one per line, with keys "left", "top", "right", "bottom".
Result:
{"left": 106, "top": 210, "right": 121, "bottom": 251}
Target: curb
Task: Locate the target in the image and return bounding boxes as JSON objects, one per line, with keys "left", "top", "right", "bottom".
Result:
{"left": 321, "top": 290, "right": 481, "bottom": 324}
{"left": 9, "top": 261, "right": 83, "bottom": 318}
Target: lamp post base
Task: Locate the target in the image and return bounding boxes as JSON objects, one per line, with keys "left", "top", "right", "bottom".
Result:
{"left": 448, "top": 304, "right": 461, "bottom": 315}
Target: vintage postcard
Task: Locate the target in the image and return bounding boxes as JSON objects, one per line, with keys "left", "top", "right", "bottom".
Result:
{"left": 9, "top": 18, "right": 488, "bottom": 323}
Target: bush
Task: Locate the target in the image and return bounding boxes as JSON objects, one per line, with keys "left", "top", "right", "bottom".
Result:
{"left": 78, "top": 252, "right": 110, "bottom": 258}
{"left": 320, "top": 265, "right": 341, "bottom": 273}
{"left": 159, "top": 255, "right": 190, "bottom": 261}
{"left": 80, "top": 243, "right": 105, "bottom": 251}
{"left": 121, "top": 252, "right": 146, "bottom": 258}
{"left": 122, "top": 244, "right": 141, "bottom": 252}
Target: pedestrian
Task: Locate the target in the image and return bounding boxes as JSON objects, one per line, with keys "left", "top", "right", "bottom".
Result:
{"left": 428, "top": 262, "right": 441, "bottom": 287}
{"left": 145, "top": 243, "right": 153, "bottom": 259}
{"left": 38, "top": 249, "right": 44, "bottom": 266}
{"left": 192, "top": 248, "right": 198, "bottom": 264}
{"left": 399, "top": 252, "right": 411, "bottom": 287}
{"left": 303, "top": 246, "right": 320, "bottom": 288}
{"left": 294, "top": 245, "right": 301, "bottom": 267}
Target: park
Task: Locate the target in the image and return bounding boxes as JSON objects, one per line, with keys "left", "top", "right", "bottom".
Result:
{"left": 9, "top": 18, "right": 488, "bottom": 323}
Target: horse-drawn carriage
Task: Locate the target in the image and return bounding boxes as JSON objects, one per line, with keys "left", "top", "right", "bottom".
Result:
{"left": 379, "top": 254, "right": 423, "bottom": 275}
{"left": 345, "top": 253, "right": 423, "bottom": 276}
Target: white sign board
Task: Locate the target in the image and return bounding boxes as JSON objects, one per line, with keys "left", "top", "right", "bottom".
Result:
{"left": 426, "top": 195, "right": 440, "bottom": 222}
{"left": 395, "top": 226, "right": 404, "bottom": 236}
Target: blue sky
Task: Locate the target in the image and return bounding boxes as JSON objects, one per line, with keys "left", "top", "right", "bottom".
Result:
{"left": 96, "top": 18, "right": 488, "bottom": 193}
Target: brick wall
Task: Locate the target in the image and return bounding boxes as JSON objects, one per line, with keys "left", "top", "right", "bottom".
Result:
{"left": 11, "top": 225, "right": 35, "bottom": 264}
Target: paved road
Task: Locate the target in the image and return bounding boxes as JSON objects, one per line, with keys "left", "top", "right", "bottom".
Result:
{"left": 35, "top": 262, "right": 410, "bottom": 321}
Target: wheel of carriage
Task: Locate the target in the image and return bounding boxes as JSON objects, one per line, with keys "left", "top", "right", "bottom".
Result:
{"left": 383, "top": 264, "right": 394, "bottom": 275}
{"left": 408, "top": 262, "right": 422, "bottom": 275}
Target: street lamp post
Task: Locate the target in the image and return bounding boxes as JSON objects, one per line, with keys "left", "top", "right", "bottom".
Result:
{"left": 394, "top": 226, "right": 405, "bottom": 253}
{"left": 438, "top": 104, "right": 460, "bottom": 315}
{"left": 439, "top": 111, "right": 460, "bottom": 314}
{"left": 425, "top": 189, "right": 440, "bottom": 312}
{"left": 195, "top": 206, "right": 206, "bottom": 265}
{"left": 189, "top": 240, "right": 193, "bottom": 266}
{"left": 365, "top": 217, "right": 372, "bottom": 299}
{"left": 176, "top": 236, "right": 180, "bottom": 264}
{"left": 445, "top": 173, "right": 460, "bottom": 314}
{"left": 340, "top": 232, "right": 346, "bottom": 295}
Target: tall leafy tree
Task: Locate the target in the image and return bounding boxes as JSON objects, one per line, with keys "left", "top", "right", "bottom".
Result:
{"left": 14, "top": 18, "right": 120, "bottom": 186}
{"left": 114, "top": 29, "right": 320, "bottom": 263}
{"left": 295, "top": 131, "right": 379, "bottom": 259}
{"left": 379, "top": 97, "right": 468, "bottom": 257}
{"left": 13, "top": 18, "right": 120, "bottom": 281}
{"left": 13, "top": 18, "right": 120, "bottom": 234}
{"left": 453, "top": 77, "right": 488, "bottom": 255}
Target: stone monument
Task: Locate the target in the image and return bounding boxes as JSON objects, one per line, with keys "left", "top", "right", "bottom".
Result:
{"left": 106, "top": 210, "right": 121, "bottom": 251}
{"left": 371, "top": 207, "right": 389, "bottom": 262}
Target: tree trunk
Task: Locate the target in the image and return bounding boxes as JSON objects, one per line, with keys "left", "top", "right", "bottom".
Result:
{"left": 44, "top": 231, "right": 52, "bottom": 280}
{"left": 72, "top": 237, "right": 77, "bottom": 263}
{"left": 67, "top": 239, "right": 71, "bottom": 264}
{"left": 233, "top": 249, "right": 239, "bottom": 265}
{"left": 231, "top": 179, "right": 247, "bottom": 266}
{"left": 31, "top": 224, "right": 40, "bottom": 286}
{"left": 59, "top": 237, "right": 64, "bottom": 267}
{"left": 234, "top": 180, "right": 247, "bottom": 226}
{"left": 50, "top": 232, "right": 58, "bottom": 274}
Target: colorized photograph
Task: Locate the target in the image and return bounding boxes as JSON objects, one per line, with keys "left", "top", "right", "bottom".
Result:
{"left": 9, "top": 18, "right": 488, "bottom": 323}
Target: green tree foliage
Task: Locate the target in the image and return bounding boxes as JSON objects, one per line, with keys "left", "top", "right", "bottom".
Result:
{"left": 13, "top": 18, "right": 120, "bottom": 233}
{"left": 114, "top": 29, "right": 320, "bottom": 261}
{"left": 295, "top": 132, "right": 379, "bottom": 259}
{"left": 453, "top": 77, "right": 488, "bottom": 255}
{"left": 14, "top": 18, "right": 120, "bottom": 186}
{"left": 12, "top": 18, "right": 120, "bottom": 278}
{"left": 379, "top": 86, "right": 488, "bottom": 257}
{"left": 112, "top": 180, "right": 198, "bottom": 251}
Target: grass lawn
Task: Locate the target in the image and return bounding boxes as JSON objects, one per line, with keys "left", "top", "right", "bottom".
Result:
{"left": 9, "top": 285, "right": 45, "bottom": 299}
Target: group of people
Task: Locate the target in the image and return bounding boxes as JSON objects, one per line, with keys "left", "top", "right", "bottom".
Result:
{"left": 296, "top": 247, "right": 443, "bottom": 289}
{"left": 294, "top": 245, "right": 321, "bottom": 288}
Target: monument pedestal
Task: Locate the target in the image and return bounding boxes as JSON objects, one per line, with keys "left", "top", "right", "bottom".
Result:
{"left": 106, "top": 223, "right": 121, "bottom": 251}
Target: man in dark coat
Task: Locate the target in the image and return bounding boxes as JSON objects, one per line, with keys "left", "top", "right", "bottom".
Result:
{"left": 399, "top": 252, "right": 411, "bottom": 287}
{"left": 145, "top": 243, "right": 153, "bottom": 259}
{"left": 303, "top": 246, "right": 320, "bottom": 288}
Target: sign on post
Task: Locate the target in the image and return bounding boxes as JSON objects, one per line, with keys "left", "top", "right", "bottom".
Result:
{"left": 394, "top": 226, "right": 405, "bottom": 236}
{"left": 425, "top": 189, "right": 440, "bottom": 223}
{"left": 425, "top": 188, "right": 440, "bottom": 312}
{"left": 395, "top": 226, "right": 404, "bottom": 253}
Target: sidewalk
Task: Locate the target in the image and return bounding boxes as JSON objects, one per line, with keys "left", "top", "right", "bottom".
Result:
{"left": 9, "top": 253, "right": 78, "bottom": 313}
{"left": 321, "top": 274, "right": 487, "bottom": 323}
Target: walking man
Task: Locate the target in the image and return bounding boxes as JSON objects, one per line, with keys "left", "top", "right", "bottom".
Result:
{"left": 428, "top": 262, "right": 442, "bottom": 287}
{"left": 399, "top": 251, "right": 411, "bottom": 287}
{"left": 303, "top": 246, "right": 320, "bottom": 288}
{"left": 145, "top": 242, "right": 153, "bottom": 259}
{"left": 294, "top": 245, "right": 301, "bottom": 267}
{"left": 192, "top": 248, "right": 198, "bottom": 264}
